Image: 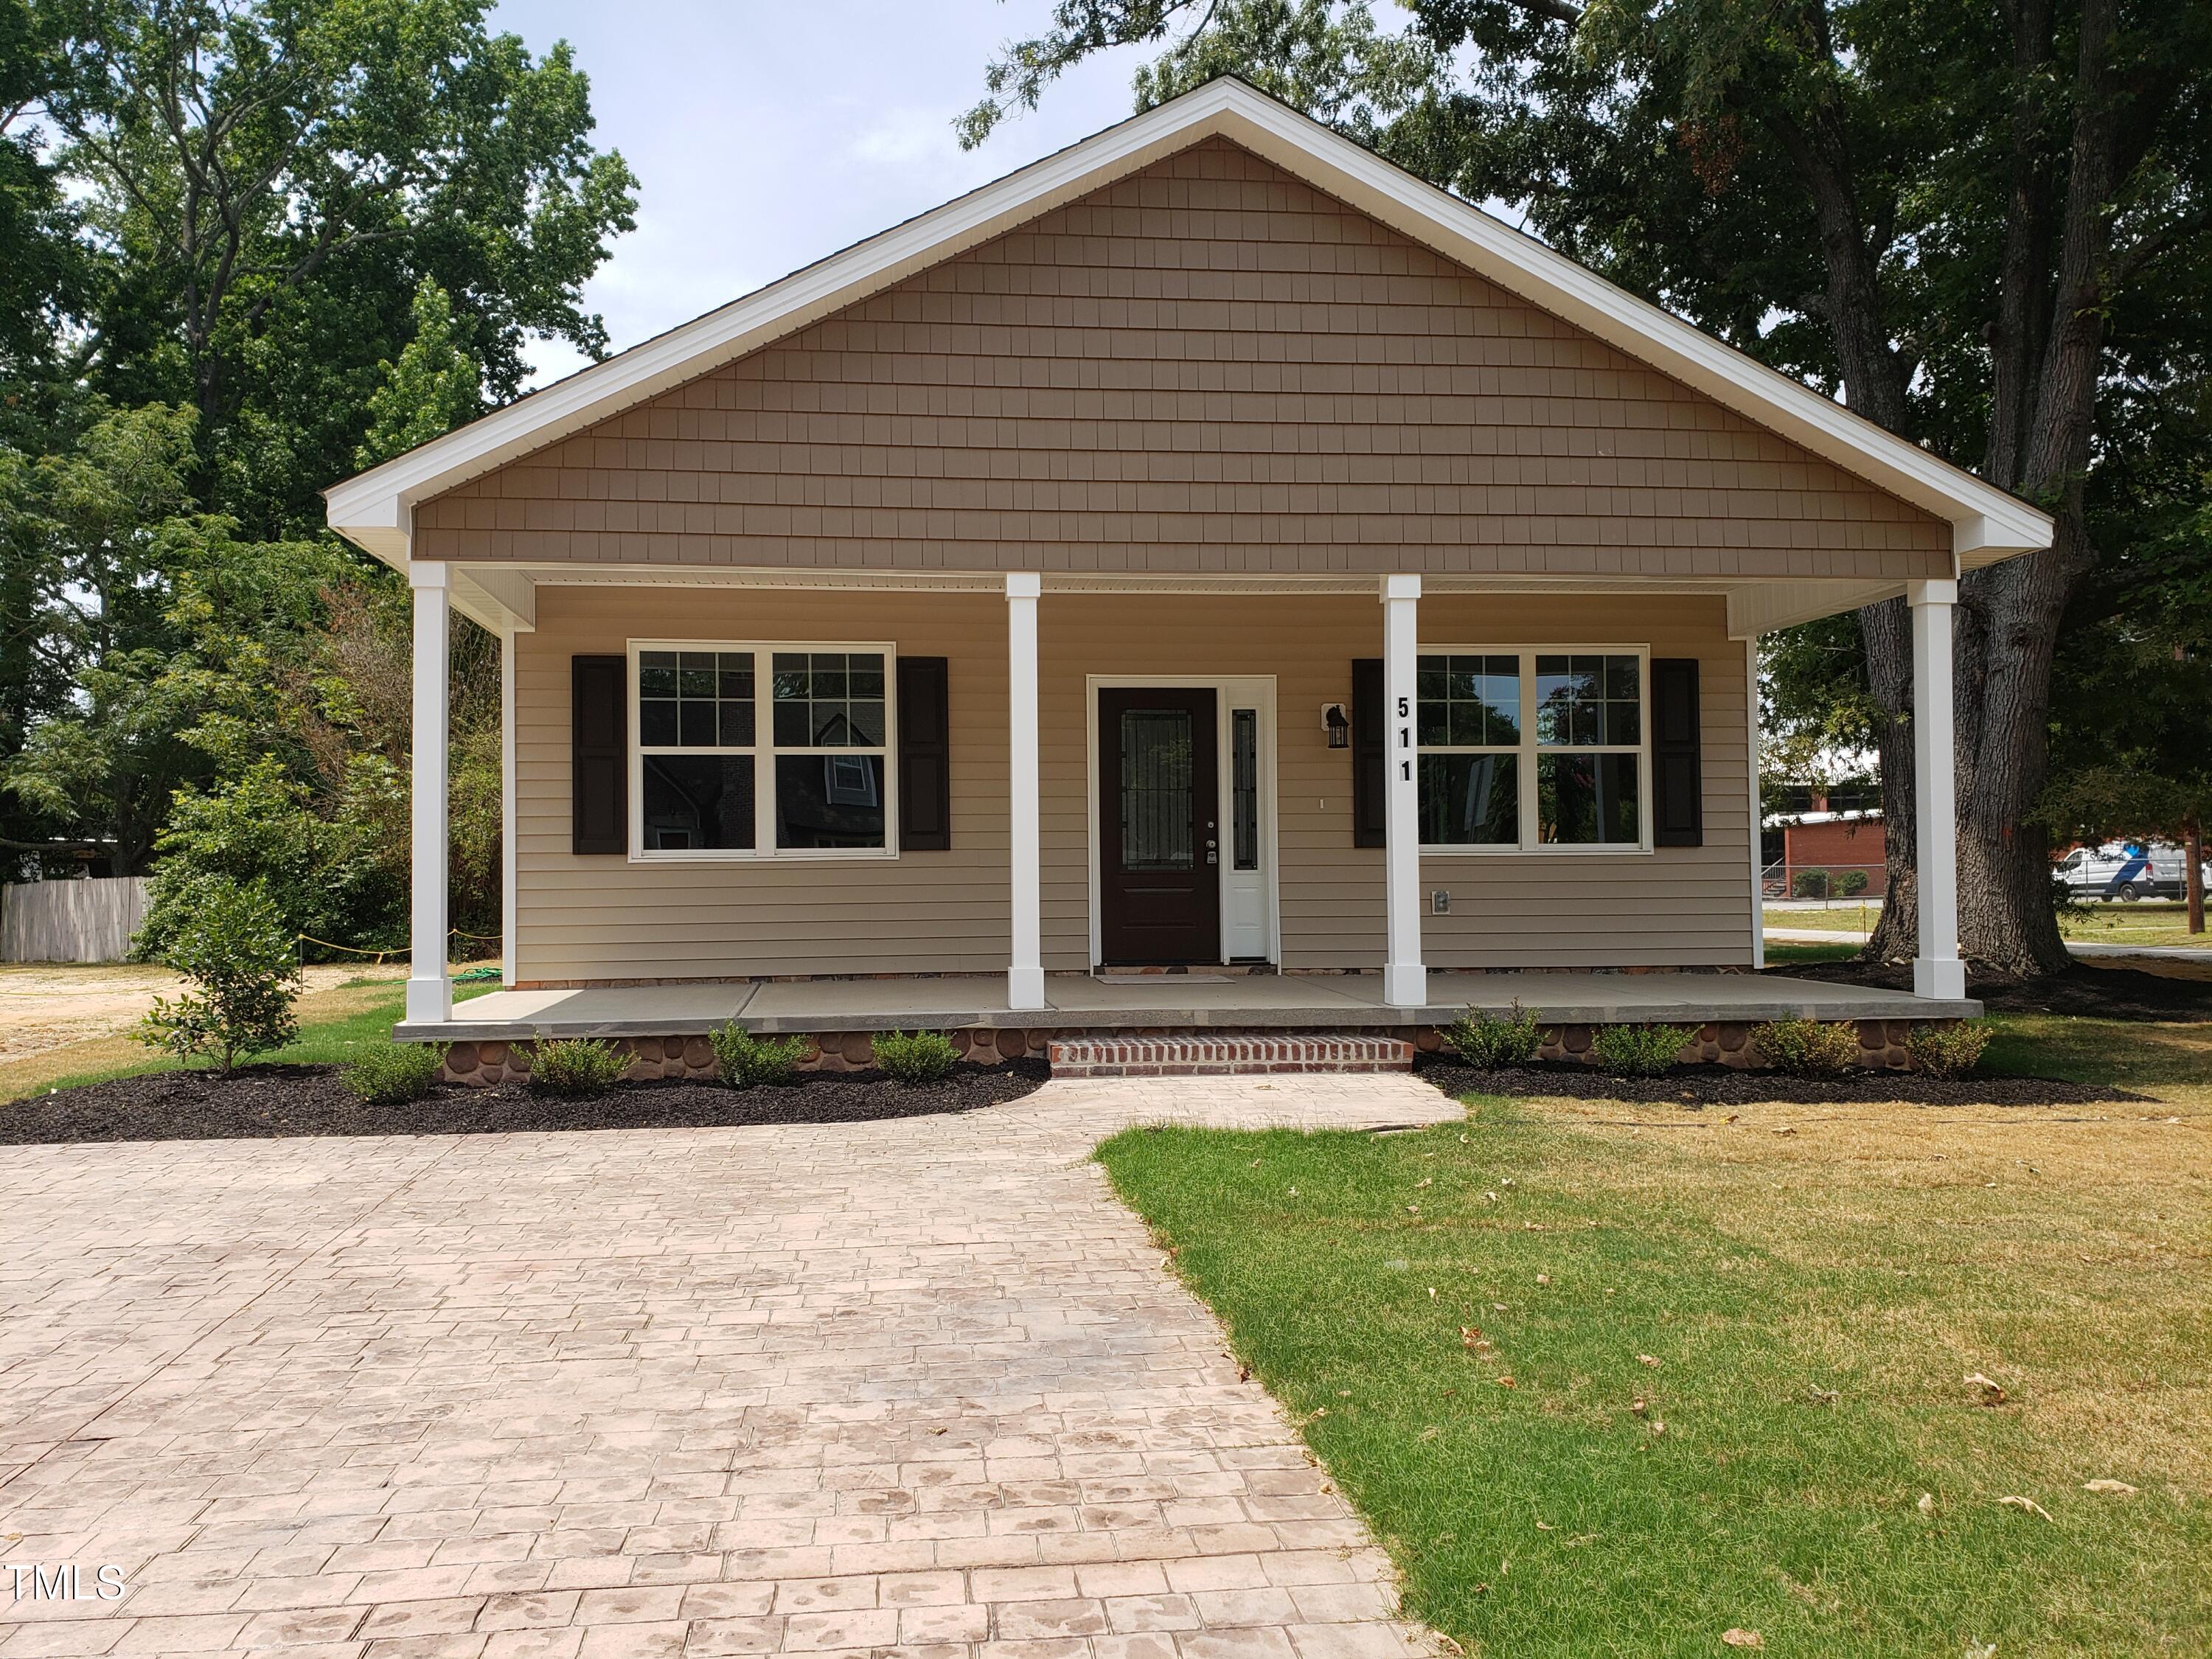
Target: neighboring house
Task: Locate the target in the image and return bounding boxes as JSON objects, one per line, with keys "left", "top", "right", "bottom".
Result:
{"left": 326, "top": 80, "right": 2048, "bottom": 1057}
{"left": 1763, "top": 785, "right": 1889, "bottom": 899}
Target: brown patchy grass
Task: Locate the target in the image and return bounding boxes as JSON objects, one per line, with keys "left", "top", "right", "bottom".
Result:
{"left": 0, "top": 970, "right": 415, "bottom": 1102}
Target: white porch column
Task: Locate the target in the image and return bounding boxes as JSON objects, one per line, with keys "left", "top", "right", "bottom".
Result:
{"left": 1908, "top": 578, "right": 1964, "bottom": 999}
{"left": 1380, "top": 574, "right": 1427, "bottom": 1008}
{"left": 1006, "top": 573, "right": 1046, "bottom": 1011}
{"left": 1747, "top": 636, "right": 1764, "bottom": 970}
{"left": 500, "top": 625, "right": 517, "bottom": 990}
{"left": 408, "top": 561, "right": 453, "bottom": 1023}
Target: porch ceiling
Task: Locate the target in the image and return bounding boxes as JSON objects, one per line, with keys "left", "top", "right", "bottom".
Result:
{"left": 397, "top": 970, "right": 1978, "bottom": 1043}
{"left": 447, "top": 563, "right": 1894, "bottom": 640}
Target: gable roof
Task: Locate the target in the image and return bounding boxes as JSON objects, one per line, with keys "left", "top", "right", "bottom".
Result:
{"left": 325, "top": 77, "right": 2050, "bottom": 571}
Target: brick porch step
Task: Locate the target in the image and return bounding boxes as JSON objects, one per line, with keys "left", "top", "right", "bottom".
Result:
{"left": 1048, "top": 1030, "right": 1415, "bottom": 1078}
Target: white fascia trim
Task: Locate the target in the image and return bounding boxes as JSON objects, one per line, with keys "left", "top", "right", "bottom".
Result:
{"left": 325, "top": 79, "right": 2052, "bottom": 566}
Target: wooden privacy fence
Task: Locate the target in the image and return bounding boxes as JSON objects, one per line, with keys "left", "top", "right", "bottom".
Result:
{"left": 0, "top": 877, "right": 150, "bottom": 963}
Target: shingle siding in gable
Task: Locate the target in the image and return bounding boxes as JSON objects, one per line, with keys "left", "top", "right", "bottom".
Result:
{"left": 415, "top": 138, "right": 1948, "bottom": 577}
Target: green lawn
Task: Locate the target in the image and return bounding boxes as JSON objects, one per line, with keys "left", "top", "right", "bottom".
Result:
{"left": 1099, "top": 1023, "right": 2212, "bottom": 1656}
{"left": 1761, "top": 939, "right": 1862, "bottom": 965}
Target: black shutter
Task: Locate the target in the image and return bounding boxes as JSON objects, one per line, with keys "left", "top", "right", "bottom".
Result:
{"left": 897, "top": 655, "right": 951, "bottom": 851}
{"left": 1652, "top": 656, "right": 1703, "bottom": 847}
{"left": 1352, "top": 658, "right": 1386, "bottom": 848}
{"left": 571, "top": 654, "right": 627, "bottom": 855}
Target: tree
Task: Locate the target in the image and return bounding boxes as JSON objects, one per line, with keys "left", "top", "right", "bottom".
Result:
{"left": 44, "top": 0, "right": 637, "bottom": 535}
{"left": 963, "top": 0, "right": 2212, "bottom": 975}
{"left": 136, "top": 873, "right": 302, "bottom": 1072}
{"left": 357, "top": 278, "right": 482, "bottom": 470}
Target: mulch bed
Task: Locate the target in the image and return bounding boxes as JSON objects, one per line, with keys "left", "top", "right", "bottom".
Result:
{"left": 1770, "top": 957, "right": 2212, "bottom": 1022}
{"left": 1415, "top": 1057, "right": 2145, "bottom": 1107}
{"left": 0, "top": 1060, "right": 1050, "bottom": 1145}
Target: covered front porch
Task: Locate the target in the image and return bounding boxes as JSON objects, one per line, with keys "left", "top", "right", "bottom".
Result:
{"left": 404, "top": 965, "right": 1977, "bottom": 1043}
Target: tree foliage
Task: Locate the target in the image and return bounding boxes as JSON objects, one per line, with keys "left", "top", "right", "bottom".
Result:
{"left": 0, "top": 0, "right": 631, "bottom": 957}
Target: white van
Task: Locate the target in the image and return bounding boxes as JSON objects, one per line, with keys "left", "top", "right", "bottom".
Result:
{"left": 2055, "top": 842, "right": 2209, "bottom": 902}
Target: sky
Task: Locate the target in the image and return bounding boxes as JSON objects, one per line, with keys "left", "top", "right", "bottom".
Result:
{"left": 484, "top": 1, "right": 1157, "bottom": 386}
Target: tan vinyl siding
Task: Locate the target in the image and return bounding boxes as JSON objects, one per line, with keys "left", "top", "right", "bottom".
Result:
{"left": 514, "top": 588, "right": 1750, "bottom": 984}
{"left": 419, "top": 139, "right": 1947, "bottom": 580}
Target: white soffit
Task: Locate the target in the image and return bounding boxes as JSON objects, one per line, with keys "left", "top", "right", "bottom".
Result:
{"left": 325, "top": 78, "right": 2052, "bottom": 570}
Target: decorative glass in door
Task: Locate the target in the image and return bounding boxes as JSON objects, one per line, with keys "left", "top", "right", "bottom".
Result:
{"left": 1119, "top": 710, "right": 1195, "bottom": 870}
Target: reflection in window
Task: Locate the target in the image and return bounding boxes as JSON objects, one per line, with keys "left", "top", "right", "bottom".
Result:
{"left": 1540, "top": 752, "right": 1641, "bottom": 845}
{"left": 641, "top": 754, "right": 755, "bottom": 850}
{"left": 1231, "top": 709, "right": 1259, "bottom": 871}
{"left": 1418, "top": 654, "right": 1520, "bottom": 745}
{"left": 772, "top": 653, "right": 886, "bottom": 747}
{"left": 1535, "top": 654, "right": 1639, "bottom": 746}
{"left": 639, "top": 650, "right": 753, "bottom": 748}
{"left": 1121, "top": 709, "right": 1194, "bottom": 871}
{"left": 775, "top": 754, "right": 886, "bottom": 849}
{"left": 1419, "top": 754, "right": 1518, "bottom": 846}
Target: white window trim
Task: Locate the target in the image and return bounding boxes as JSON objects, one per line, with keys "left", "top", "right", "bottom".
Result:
{"left": 1416, "top": 644, "right": 1653, "bottom": 855}
{"left": 627, "top": 639, "right": 900, "bottom": 863}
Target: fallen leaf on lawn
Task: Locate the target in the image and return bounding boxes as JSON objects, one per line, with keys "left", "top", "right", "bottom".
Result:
{"left": 1287, "top": 1186, "right": 1298, "bottom": 1197}
{"left": 2083, "top": 1479, "right": 2137, "bottom": 1496}
{"left": 1638, "top": 1354, "right": 1662, "bottom": 1368}
{"left": 1416, "top": 1177, "right": 1433, "bottom": 1188}
{"left": 1771, "top": 1126, "right": 1796, "bottom": 1136}
{"left": 1806, "top": 1385, "right": 1839, "bottom": 1407}
{"left": 1428, "top": 1286, "right": 1437, "bottom": 1298}
{"left": 1339, "top": 1389, "right": 1354, "bottom": 1397}
{"left": 1433, "top": 1636, "right": 1465, "bottom": 1658}
{"left": 1965, "top": 1644, "right": 1997, "bottom": 1659}
{"left": 1484, "top": 1191, "right": 1499, "bottom": 1203}
{"left": 1998, "top": 1495, "right": 2054, "bottom": 1521}
{"left": 1494, "top": 1302, "right": 1509, "bottom": 1312}
{"left": 1721, "top": 1629, "right": 1764, "bottom": 1648}
{"left": 1534, "top": 1520, "right": 1554, "bottom": 1531}
{"left": 1965, "top": 1371, "right": 2008, "bottom": 1406}
{"left": 1631, "top": 1397, "right": 1648, "bottom": 1416}
{"left": 1723, "top": 1113, "right": 1739, "bottom": 1124}
{"left": 1461, "top": 1326, "right": 1483, "bottom": 1348}
{"left": 1536, "top": 1273, "right": 1551, "bottom": 1286}
{"left": 1916, "top": 1492, "right": 1935, "bottom": 1514}
{"left": 1496, "top": 1376, "right": 1517, "bottom": 1388}
{"left": 1408, "top": 1204, "right": 1420, "bottom": 1215}
{"left": 1649, "top": 1420, "right": 1666, "bottom": 1436}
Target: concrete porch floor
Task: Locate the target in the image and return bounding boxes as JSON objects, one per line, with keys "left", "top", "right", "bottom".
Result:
{"left": 399, "top": 970, "right": 1979, "bottom": 1043}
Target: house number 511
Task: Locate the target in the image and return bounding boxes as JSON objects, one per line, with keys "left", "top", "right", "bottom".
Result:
{"left": 1397, "top": 696, "right": 1411, "bottom": 779}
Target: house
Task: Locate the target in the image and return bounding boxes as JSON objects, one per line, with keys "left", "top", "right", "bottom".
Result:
{"left": 326, "top": 80, "right": 2047, "bottom": 1077}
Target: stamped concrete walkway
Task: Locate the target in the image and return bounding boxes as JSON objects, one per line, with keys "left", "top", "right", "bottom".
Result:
{"left": 0, "top": 1075, "right": 1460, "bottom": 1659}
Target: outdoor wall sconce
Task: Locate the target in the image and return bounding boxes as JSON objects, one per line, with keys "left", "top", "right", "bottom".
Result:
{"left": 1322, "top": 703, "right": 1351, "bottom": 748}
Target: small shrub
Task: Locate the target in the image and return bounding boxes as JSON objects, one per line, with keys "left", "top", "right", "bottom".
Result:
{"left": 136, "top": 877, "right": 302, "bottom": 1074}
{"left": 1750, "top": 1017, "right": 1862, "bottom": 1076}
{"left": 1833, "top": 868, "right": 1871, "bottom": 897}
{"left": 1591, "top": 1023, "right": 1696, "bottom": 1077}
{"left": 1908, "top": 1020, "right": 1992, "bottom": 1080}
{"left": 872, "top": 1028, "right": 960, "bottom": 1086}
{"left": 528, "top": 1034, "right": 628, "bottom": 1096}
{"left": 344, "top": 1040, "right": 448, "bottom": 1104}
{"left": 1444, "top": 1000, "right": 1544, "bottom": 1068}
{"left": 709, "top": 1024, "right": 810, "bottom": 1088}
{"left": 1791, "top": 869, "right": 1831, "bottom": 900}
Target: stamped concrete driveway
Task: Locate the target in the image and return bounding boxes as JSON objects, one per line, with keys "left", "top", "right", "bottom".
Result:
{"left": 0, "top": 1075, "right": 1458, "bottom": 1659}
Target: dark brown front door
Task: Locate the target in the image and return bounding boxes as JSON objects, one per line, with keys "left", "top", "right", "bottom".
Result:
{"left": 1099, "top": 688, "right": 1220, "bottom": 964}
